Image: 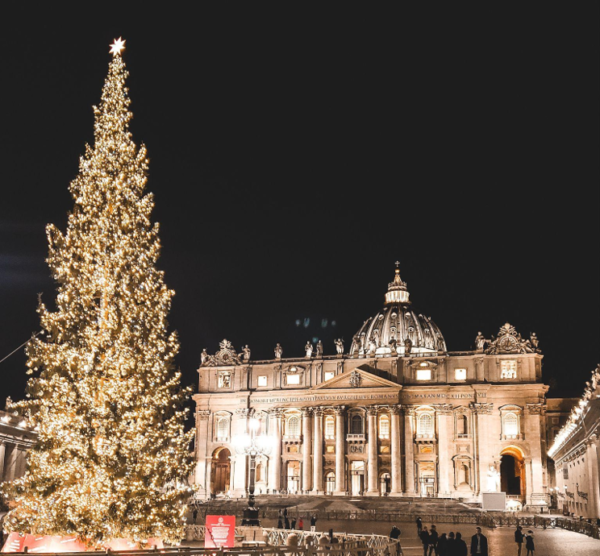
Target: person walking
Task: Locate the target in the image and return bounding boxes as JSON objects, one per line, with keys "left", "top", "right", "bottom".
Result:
{"left": 428, "top": 524, "right": 439, "bottom": 556}
{"left": 420, "top": 525, "right": 430, "bottom": 556}
{"left": 455, "top": 533, "right": 468, "bottom": 556}
{"left": 514, "top": 525, "right": 524, "bottom": 556}
{"left": 416, "top": 516, "right": 423, "bottom": 534}
{"left": 525, "top": 530, "right": 535, "bottom": 555}
{"left": 470, "top": 527, "right": 488, "bottom": 556}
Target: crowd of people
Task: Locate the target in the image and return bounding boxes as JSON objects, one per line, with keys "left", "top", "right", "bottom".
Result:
{"left": 386, "top": 517, "right": 536, "bottom": 556}
{"left": 277, "top": 508, "right": 316, "bottom": 531}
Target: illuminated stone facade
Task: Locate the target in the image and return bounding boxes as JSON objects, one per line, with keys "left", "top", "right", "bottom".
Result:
{"left": 548, "top": 366, "right": 600, "bottom": 519}
{"left": 0, "top": 407, "right": 36, "bottom": 483}
{"left": 193, "top": 267, "right": 553, "bottom": 509}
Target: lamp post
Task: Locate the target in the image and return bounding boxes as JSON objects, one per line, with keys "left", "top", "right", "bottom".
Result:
{"left": 235, "top": 415, "right": 272, "bottom": 526}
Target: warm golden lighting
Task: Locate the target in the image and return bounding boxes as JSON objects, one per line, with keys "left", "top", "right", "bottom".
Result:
{"left": 110, "top": 37, "right": 126, "bottom": 56}
{"left": 2, "top": 45, "right": 194, "bottom": 547}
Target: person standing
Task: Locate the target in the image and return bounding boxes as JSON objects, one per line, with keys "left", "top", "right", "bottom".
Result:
{"left": 525, "top": 530, "right": 535, "bottom": 555}
{"left": 389, "top": 525, "right": 401, "bottom": 540}
{"left": 447, "top": 532, "right": 455, "bottom": 556}
{"left": 470, "top": 527, "right": 488, "bottom": 556}
{"left": 455, "top": 533, "right": 468, "bottom": 556}
{"left": 416, "top": 516, "right": 423, "bottom": 534}
{"left": 310, "top": 514, "right": 317, "bottom": 528}
{"left": 298, "top": 517, "right": 304, "bottom": 530}
{"left": 514, "top": 525, "right": 524, "bottom": 556}
{"left": 291, "top": 518, "right": 296, "bottom": 530}
{"left": 437, "top": 533, "right": 448, "bottom": 556}
{"left": 420, "top": 525, "right": 430, "bottom": 556}
{"left": 284, "top": 515, "right": 290, "bottom": 530}
{"left": 428, "top": 524, "right": 439, "bottom": 556}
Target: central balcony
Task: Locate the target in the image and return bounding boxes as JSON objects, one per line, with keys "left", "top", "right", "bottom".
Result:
{"left": 346, "top": 434, "right": 366, "bottom": 442}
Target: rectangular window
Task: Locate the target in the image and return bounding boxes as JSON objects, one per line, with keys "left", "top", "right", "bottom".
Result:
{"left": 324, "top": 371, "right": 335, "bottom": 381}
{"left": 257, "top": 375, "right": 267, "bottom": 387}
{"left": 552, "top": 417, "right": 559, "bottom": 424}
{"left": 217, "top": 371, "right": 231, "bottom": 389}
{"left": 416, "top": 369, "right": 432, "bottom": 381}
{"left": 455, "top": 368, "right": 467, "bottom": 381}
{"left": 500, "top": 360, "right": 517, "bottom": 379}
{"left": 286, "top": 374, "right": 300, "bottom": 385}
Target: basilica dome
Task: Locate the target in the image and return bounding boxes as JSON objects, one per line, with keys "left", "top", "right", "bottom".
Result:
{"left": 350, "top": 265, "right": 447, "bottom": 357}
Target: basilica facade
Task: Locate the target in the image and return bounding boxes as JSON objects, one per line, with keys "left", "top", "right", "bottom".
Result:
{"left": 193, "top": 266, "right": 551, "bottom": 509}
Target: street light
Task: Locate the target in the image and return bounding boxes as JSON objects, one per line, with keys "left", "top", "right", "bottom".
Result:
{"left": 234, "top": 416, "right": 272, "bottom": 526}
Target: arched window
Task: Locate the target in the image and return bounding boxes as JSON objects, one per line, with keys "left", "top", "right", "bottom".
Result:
{"left": 325, "top": 415, "right": 335, "bottom": 439}
{"left": 417, "top": 413, "right": 434, "bottom": 437}
{"left": 326, "top": 472, "right": 336, "bottom": 493}
{"left": 503, "top": 412, "right": 519, "bottom": 437}
{"left": 256, "top": 462, "right": 264, "bottom": 482}
{"left": 379, "top": 414, "right": 390, "bottom": 439}
{"left": 351, "top": 414, "right": 364, "bottom": 434}
{"left": 286, "top": 415, "right": 301, "bottom": 436}
{"left": 216, "top": 416, "right": 229, "bottom": 441}
{"left": 457, "top": 414, "right": 468, "bottom": 436}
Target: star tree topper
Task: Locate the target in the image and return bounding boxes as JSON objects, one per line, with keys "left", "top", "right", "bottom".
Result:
{"left": 110, "top": 37, "right": 126, "bottom": 56}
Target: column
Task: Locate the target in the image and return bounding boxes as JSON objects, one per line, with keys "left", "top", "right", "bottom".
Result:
{"left": 269, "top": 409, "right": 283, "bottom": 493}
{"left": 390, "top": 406, "right": 402, "bottom": 496}
{"left": 302, "top": 408, "right": 313, "bottom": 493}
{"left": 233, "top": 409, "right": 250, "bottom": 496}
{"left": 436, "top": 406, "right": 452, "bottom": 497}
{"left": 4, "top": 445, "right": 17, "bottom": 481}
{"left": 403, "top": 407, "right": 416, "bottom": 495}
{"left": 524, "top": 457, "right": 533, "bottom": 506}
{"left": 366, "top": 407, "right": 379, "bottom": 495}
{"left": 586, "top": 437, "right": 600, "bottom": 518}
{"left": 312, "top": 408, "right": 323, "bottom": 493}
{"left": 194, "top": 410, "right": 210, "bottom": 497}
{"left": 334, "top": 406, "right": 346, "bottom": 494}
{"left": 0, "top": 442, "right": 5, "bottom": 482}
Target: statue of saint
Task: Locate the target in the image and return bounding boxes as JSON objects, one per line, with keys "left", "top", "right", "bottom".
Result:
{"left": 334, "top": 338, "right": 344, "bottom": 355}
{"left": 200, "top": 349, "right": 208, "bottom": 365}
{"left": 389, "top": 338, "right": 397, "bottom": 355}
{"left": 475, "top": 331, "right": 486, "bottom": 351}
{"left": 486, "top": 465, "right": 500, "bottom": 492}
{"left": 274, "top": 343, "right": 283, "bottom": 359}
{"left": 404, "top": 337, "right": 412, "bottom": 355}
{"left": 316, "top": 340, "right": 323, "bottom": 357}
{"left": 242, "top": 345, "right": 251, "bottom": 361}
{"left": 350, "top": 335, "right": 359, "bottom": 355}
{"left": 5, "top": 396, "right": 12, "bottom": 411}
{"left": 305, "top": 342, "right": 313, "bottom": 358}
{"left": 530, "top": 332, "right": 539, "bottom": 350}
{"left": 368, "top": 338, "right": 377, "bottom": 356}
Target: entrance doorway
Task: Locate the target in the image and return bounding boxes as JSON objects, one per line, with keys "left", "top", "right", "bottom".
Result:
{"left": 211, "top": 447, "right": 231, "bottom": 495}
{"left": 287, "top": 461, "right": 301, "bottom": 493}
{"left": 500, "top": 447, "right": 525, "bottom": 499}
{"left": 380, "top": 473, "right": 391, "bottom": 495}
{"left": 351, "top": 461, "right": 365, "bottom": 495}
{"left": 419, "top": 462, "right": 436, "bottom": 497}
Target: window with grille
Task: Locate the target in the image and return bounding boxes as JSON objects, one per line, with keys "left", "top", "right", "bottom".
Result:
{"left": 287, "top": 416, "right": 301, "bottom": 436}
{"left": 325, "top": 415, "right": 335, "bottom": 439}
{"left": 216, "top": 417, "right": 229, "bottom": 441}
{"left": 379, "top": 414, "right": 390, "bottom": 439}
{"left": 417, "top": 413, "right": 434, "bottom": 436}
{"left": 503, "top": 412, "right": 519, "bottom": 437}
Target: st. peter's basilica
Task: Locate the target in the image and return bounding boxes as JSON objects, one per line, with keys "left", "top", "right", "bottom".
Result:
{"left": 193, "top": 266, "right": 563, "bottom": 510}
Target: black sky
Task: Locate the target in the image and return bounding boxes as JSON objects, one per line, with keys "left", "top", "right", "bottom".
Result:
{"left": 0, "top": 5, "right": 598, "bottom": 409}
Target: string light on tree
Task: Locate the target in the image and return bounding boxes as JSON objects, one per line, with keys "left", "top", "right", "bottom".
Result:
{"left": 2, "top": 39, "right": 194, "bottom": 547}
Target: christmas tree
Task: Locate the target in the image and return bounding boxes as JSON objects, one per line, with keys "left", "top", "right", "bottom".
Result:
{"left": 3, "top": 39, "right": 194, "bottom": 545}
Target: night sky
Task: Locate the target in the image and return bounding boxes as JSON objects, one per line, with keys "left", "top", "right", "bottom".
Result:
{"left": 0, "top": 5, "right": 598, "bottom": 413}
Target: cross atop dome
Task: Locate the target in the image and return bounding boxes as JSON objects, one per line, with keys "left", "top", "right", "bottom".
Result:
{"left": 385, "top": 262, "right": 410, "bottom": 305}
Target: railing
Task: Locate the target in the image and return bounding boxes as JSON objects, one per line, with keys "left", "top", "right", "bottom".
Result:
{"left": 346, "top": 434, "right": 365, "bottom": 442}
{"left": 262, "top": 528, "right": 402, "bottom": 556}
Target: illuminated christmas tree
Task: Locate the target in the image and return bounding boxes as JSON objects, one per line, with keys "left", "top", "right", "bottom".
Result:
{"left": 3, "top": 39, "right": 194, "bottom": 545}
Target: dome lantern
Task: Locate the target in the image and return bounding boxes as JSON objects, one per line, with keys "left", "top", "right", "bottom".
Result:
{"left": 385, "top": 262, "right": 410, "bottom": 305}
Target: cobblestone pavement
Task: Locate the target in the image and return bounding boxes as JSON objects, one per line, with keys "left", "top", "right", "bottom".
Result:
{"left": 257, "top": 517, "right": 600, "bottom": 556}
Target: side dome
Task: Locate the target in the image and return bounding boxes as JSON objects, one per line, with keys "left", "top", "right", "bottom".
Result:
{"left": 350, "top": 264, "right": 447, "bottom": 357}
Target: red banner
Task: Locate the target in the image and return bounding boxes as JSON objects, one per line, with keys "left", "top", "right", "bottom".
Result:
{"left": 205, "top": 515, "right": 235, "bottom": 548}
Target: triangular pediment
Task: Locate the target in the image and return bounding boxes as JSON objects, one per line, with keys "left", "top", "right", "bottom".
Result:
{"left": 312, "top": 367, "right": 401, "bottom": 390}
